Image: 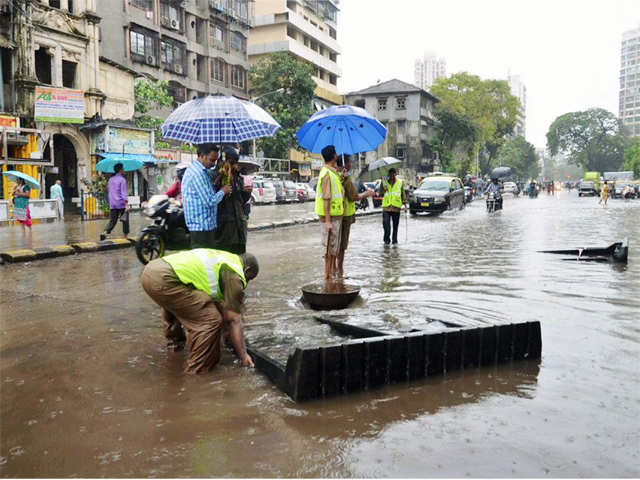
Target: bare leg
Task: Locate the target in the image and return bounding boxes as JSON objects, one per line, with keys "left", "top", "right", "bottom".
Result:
{"left": 325, "top": 252, "right": 334, "bottom": 280}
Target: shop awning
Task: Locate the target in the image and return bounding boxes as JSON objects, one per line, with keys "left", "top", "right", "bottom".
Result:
{"left": 97, "top": 152, "right": 157, "bottom": 164}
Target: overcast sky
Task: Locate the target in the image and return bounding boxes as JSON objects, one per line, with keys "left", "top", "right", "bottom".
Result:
{"left": 336, "top": 0, "right": 640, "bottom": 150}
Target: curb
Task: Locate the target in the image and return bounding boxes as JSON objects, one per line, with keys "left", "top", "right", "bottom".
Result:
{"left": 1, "top": 210, "right": 382, "bottom": 264}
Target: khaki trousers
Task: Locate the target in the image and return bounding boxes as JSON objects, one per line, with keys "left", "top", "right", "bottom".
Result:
{"left": 141, "top": 259, "right": 223, "bottom": 374}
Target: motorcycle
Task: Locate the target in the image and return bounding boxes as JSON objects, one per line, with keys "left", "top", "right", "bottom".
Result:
{"left": 528, "top": 186, "right": 539, "bottom": 198}
{"left": 486, "top": 192, "right": 503, "bottom": 213}
{"left": 135, "top": 195, "right": 190, "bottom": 265}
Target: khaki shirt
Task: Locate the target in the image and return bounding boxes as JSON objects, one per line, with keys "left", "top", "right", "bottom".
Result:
{"left": 219, "top": 269, "right": 244, "bottom": 314}
{"left": 342, "top": 175, "right": 359, "bottom": 224}
{"left": 318, "top": 164, "right": 342, "bottom": 222}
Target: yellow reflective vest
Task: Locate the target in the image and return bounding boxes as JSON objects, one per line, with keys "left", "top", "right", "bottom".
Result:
{"left": 382, "top": 179, "right": 403, "bottom": 208}
{"left": 315, "top": 166, "right": 344, "bottom": 217}
{"left": 162, "top": 248, "right": 247, "bottom": 301}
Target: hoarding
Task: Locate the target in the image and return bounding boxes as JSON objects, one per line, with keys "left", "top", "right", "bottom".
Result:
{"left": 107, "top": 127, "right": 152, "bottom": 155}
{"left": 34, "top": 86, "right": 84, "bottom": 124}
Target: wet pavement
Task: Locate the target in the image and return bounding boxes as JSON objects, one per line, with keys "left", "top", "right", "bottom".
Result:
{"left": 0, "top": 201, "right": 317, "bottom": 251}
{"left": 1, "top": 191, "right": 639, "bottom": 477}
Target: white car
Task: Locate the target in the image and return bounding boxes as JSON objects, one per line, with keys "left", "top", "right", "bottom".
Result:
{"left": 252, "top": 179, "right": 277, "bottom": 204}
{"left": 503, "top": 182, "right": 518, "bottom": 195}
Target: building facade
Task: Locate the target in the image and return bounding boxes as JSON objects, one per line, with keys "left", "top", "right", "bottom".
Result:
{"left": 1, "top": 0, "right": 140, "bottom": 203}
{"left": 248, "top": 0, "right": 342, "bottom": 109}
{"left": 97, "top": 0, "right": 254, "bottom": 107}
{"left": 413, "top": 51, "right": 446, "bottom": 90}
{"left": 345, "top": 79, "right": 440, "bottom": 182}
{"left": 619, "top": 26, "right": 640, "bottom": 136}
{"left": 507, "top": 74, "right": 526, "bottom": 138}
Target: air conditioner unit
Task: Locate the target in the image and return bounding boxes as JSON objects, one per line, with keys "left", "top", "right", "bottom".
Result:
{"left": 147, "top": 55, "right": 156, "bottom": 65}
{"left": 170, "top": 19, "right": 179, "bottom": 29}
{"left": 174, "top": 64, "right": 183, "bottom": 74}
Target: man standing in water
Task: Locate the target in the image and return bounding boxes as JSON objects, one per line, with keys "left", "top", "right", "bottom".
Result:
{"left": 380, "top": 168, "right": 406, "bottom": 245}
{"left": 141, "top": 248, "right": 259, "bottom": 373}
{"left": 337, "top": 155, "right": 374, "bottom": 277}
{"left": 315, "top": 145, "right": 344, "bottom": 279}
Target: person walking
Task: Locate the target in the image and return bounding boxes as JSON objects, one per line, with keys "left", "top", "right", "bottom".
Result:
{"left": 599, "top": 180, "right": 610, "bottom": 206}
{"left": 12, "top": 177, "right": 32, "bottom": 230}
{"left": 337, "top": 155, "right": 374, "bottom": 277}
{"left": 100, "top": 163, "right": 129, "bottom": 240}
{"left": 315, "top": 145, "right": 344, "bottom": 280}
{"left": 50, "top": 179, "right": 64, "bottom": 220}
{"left": 211, "top": 147, "right": 252, "bottom": 255}
{"left": 182, "top": 144, "right": 231, "bottom": 249}
{"left": 380, "top": 168, "right": 406, "bottom": 245}
{"left": 140, "top": 248, "right": 259, "bottom": 374}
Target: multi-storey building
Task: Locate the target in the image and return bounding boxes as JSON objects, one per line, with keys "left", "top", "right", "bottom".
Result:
{"left": 97, "top": 0, "right": 254, "bottom": 106}
{"left": 413, "top": 51, "right": 446, "bottom": 90}
{"left": 619, "top": 26, "right": 640, "bottom": 136}
{"left": 508, "top": 74, "right": 526, "bottom": 138}
{"left": 248, "top": 0, "right": 342, "bottom": 109}
{"left": 345, "top": 79, "right": 440, "bottom": 181}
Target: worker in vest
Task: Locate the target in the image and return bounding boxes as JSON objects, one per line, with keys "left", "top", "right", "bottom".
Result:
{"left": 316, "top": 145, "right": 344, "bottom": 280}
{"left": 337, "top": 155, "right": 375, "bottom": 277}
{"left": 380, "top": 168, "right": 407, "bottom": 245}
{"left": 140, "top": 249, "right": 259, "bottom": 374}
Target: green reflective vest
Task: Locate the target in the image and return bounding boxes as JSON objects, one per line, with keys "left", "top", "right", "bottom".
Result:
{"left": 382, "top": 179, "right": 403, "bottom": 208}
{"left": 315, "top": 166, "right": 344, "bottom": 217}
{"left": 162, "top": 248, "right": 247, "bottom": 301}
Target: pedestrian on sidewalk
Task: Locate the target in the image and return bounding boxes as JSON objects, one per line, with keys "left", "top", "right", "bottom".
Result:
{"left": 12, "top": 177, "right": 32, "bottom": 230}
{"left": 50, "top": 179, "right": 64, "bottom": 220}
{"left": 140, "top": 248, "right": 259, "bottom": 374}
{"left": 315, "top": 145, "right": 344, "bottom": 280}
{"left": 337, "top": 155, "right": 374, "bottom": 277}
{"left": 101, "top": 163, "right": 129, "bottom": 240}
{"left": 211, "top": 147, "right": 252, "bottom": 255}
{"left": 182, "top": 144, "right": 231, "bottom": 249}
{"left": 380, "top": 168, "right": 406, "bottom": 245}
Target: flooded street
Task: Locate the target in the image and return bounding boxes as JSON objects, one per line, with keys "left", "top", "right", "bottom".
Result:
{"left": 1, "top": 191, "right": 639, "bottom": 477}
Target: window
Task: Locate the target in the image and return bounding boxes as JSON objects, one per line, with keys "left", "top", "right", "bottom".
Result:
{"left": 329, "top": 74, "right": 337, "bottom": 85}
{"left": 129, "top": 0, "right": 151, "bottom": 10}
{"left": 378, "top": 98, "right": 387, "bottom": 111}
{"left": 49, "top": 0, "right": 60, "bottom": 8}
{"left": 167, "top": 82, "right": 186, "bottom": 104}
{"left": 130, "top": 27, "right": 158, "bottom": 65}
{"left": 230, "top": 31, "right": 246, "bottom": 52}
{"left": 62, "top": 60, "right": 77, "bottom": 88}
{"left": 35, "top": 48, "right": 52, "bottom": 85}
{"left": 329, "top": 52, "right": 337, "bottom": 63}
{"left": 211, "top": 57, "right": 226, "bottom": 83}
{"left": 230, "top": 0, "right": 249, "bottom": 23}
{"left": 354, "top": 99, "right": 365, "bottom": 108}
{"left": 160, "top": 38, "right": 186, "bottom": 74}
{"left": 396, "top": 96, "right": 407, "bottom": 110}
{"left": 211, "top": 22, "right": 226, "bottom": 50}
{"left": 160, "top": 1, "right": 181, "bottom": 30}
{"left": 396, "top": 146, "right": 406, "bottom": 159}
{"left": 231, "top": 65, "right": 246, "bottom": 90}
{"left": 397, "top": 120, "right": 406, "bottom": 132}
{"left": 287, "top": 26, "right": 296, "bottom": 39}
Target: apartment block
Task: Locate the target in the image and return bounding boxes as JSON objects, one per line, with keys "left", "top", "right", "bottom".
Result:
{"left": 248, "top": 0, "right": 342, "bottom": 108}
{"left": 508, "top": 74, "right": 526, "bottom": 138}
{"left": 620, "top": 26, "right": 640, "bottom": 136}
{"left": 414, "top": 51, "right": 446, "bottom": 90}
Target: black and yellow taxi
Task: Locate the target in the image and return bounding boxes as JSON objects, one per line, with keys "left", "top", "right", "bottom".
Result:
{"left": 409, "top": 175, "right": 466, "bottom": 215}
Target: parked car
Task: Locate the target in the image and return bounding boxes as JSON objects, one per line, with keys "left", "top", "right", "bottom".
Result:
{"left": 503, "top": 181, "right": 519, "bottom": 195}
{"left": 251, "top": 179, "right": 276, "bottom": 204}
{"left": 464, "top": 186, "right": 473, "bottom": 204}
{"left": 301, "top": 183, "right": 315, "bottom": 201}
{"left": 272, "top": 180, "right": 288, "bottom": 203}
{"left": 295, "top": 183, "right": 309, "bottom": 202}
{"left": 409, "top": 175, "right": 465, "bottom": 215}
{"left": 578, "top": 181, "right": 597, "bottom": 197}
{"left": 612, "top": 182, "right": 635, "bottom": 199}
{"left": 283, "top": 180, "right": 299, "bottom": 202}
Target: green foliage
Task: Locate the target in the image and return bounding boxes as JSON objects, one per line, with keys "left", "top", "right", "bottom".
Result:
{"left": 546, "top": 108, "right": 625, "bottom": 172}
{"left": 430, "top": 105, "right": 478, "bottom": 176}
{"left": 249, "top": 52, "right": 316, "bottom": 159}
{"left": 622, "top": 137, "right": 640, "bottom": 178}
{"left": 430, "top": 72, "right": 520, "bottom": 173}
{"left": 496, "top": 136, "right": 540, "bottom": 180}
{"left": 81, "top": 176, "right": 109, "bottom": 213}
{"left": 134, "top": 78, "right": 173, "bottom": 147}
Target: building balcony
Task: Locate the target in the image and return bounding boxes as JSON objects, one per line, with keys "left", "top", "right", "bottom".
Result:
{"left": 253, "top": 12, "right": 341, "bottom": 54}
{"left": 248, "top": 39, "right": 342, "bottom": 77}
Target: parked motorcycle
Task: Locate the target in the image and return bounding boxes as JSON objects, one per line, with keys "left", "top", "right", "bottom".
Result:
{"left": 135, "top": 195, "right": 190, "bottom": 265}
{"left": 486, "top": 192, "right": 503, "bottom": 213}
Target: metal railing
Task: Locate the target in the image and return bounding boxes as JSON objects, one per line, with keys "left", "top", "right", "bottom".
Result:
{"left": 79, "top": 190, "right": 109, "bottom": 221}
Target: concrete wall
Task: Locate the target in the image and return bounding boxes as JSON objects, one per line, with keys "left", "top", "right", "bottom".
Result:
{"left": 98, "top": 62, "right": 135, "bottom": 120}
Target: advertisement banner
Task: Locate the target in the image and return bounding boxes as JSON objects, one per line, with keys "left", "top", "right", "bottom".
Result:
{"left": 107, "top": 127, "right": 152, "bottom": 155}
{"left": 299, "top": 165, "right": 311, "bottom": 176}
{"left": 0, "top": 115, "right": 18, "bottom": 128}
{"left": 34, "top": 86, "right": 84, "bottom": 124}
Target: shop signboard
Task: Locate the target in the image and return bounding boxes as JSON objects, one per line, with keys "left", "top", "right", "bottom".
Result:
{"left": 0, "top": 115, "right": 18, "bottom": 128}
{"left": 34, "top": 86, "right": 84, "bottom": 124}
{"left": 107, "top": 127, "right": 152, "bottom": 154}
{"left": 311, "top": 158, "right": 323, "bottom": 170}
{"left": 299, "top": 165, "right": 311, "bottom": 176}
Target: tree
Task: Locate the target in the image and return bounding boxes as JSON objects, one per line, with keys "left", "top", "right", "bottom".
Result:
{"left": 546, "top": 108, "right": 625, "bottom": 172}
{"left": 430, "top": 72, "right": 520, "bottom": 173}
{"left": 495, "top": 136, "right": 540, "bottom": 180}
{"left": 430, "top": 105, "right": 479, "bottom": 176}
{"left": 133, "top": 78, "right": 173, "bottom": 147}
{"left": 249, "top": 52, "right": 316, "bottom": 159}
{"left": 622, "top": 137, "right": 640, "bottom": 178}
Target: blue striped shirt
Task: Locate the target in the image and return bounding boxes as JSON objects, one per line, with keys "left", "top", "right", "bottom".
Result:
{"left": 182, "top": 159, "right": 225, "bottom": 231}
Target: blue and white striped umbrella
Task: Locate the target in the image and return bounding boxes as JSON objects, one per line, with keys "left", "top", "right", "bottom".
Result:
{"left": 296, "top": 105, "right": 387, "bottom": 155}
{"left": 161, "top": 95, "right": 281, "bottom": 144}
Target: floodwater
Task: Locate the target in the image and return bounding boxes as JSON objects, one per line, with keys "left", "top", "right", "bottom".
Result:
{"left": 1, "top": 191, "right": 639, "bottom": 477}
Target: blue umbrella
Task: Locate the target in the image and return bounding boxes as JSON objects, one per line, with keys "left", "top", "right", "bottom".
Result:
{"left": 161, "top": 95, "right": 280, "bottom": 144}
{"left": 2, "top": 170, "right": 40, "bottom": 190}
{"left": 296, "top": 105, "right": 387, "bottom": 155}
{"left": 95, "top": 154, "right": 144, "bottom": 173}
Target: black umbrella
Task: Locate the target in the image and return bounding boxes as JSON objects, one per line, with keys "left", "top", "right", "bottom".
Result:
{"left": 490, "top": 166, "right": 512, "bottom": 180}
